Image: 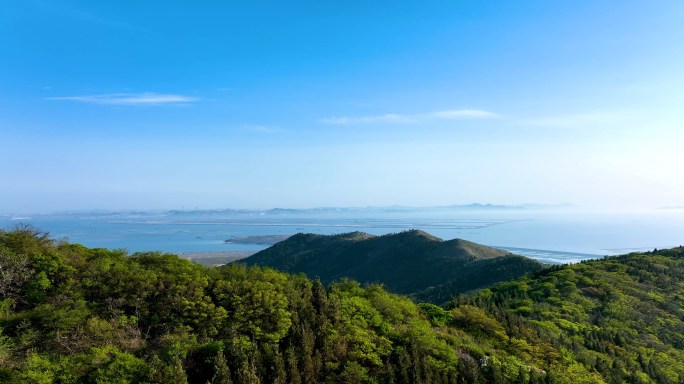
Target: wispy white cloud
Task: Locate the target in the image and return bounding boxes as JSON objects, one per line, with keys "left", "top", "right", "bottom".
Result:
{"left": 49, "top": 93, "right": 198, "bottom": 106}
{"left": 33, "top": 1, "right": 149, "bottom": 34}
{"left": 427, "top": 109, "right": 498, "bottom": 119}
{"left": 320, "top": 114, "right": 413, "bottom": 125}
{"left": 242, "top": 124, "right": 288, "bottom": 134}
{"left": 518, "top": 112, "right": 623, "bottom": 128}
{"left": 320, "top": 109, "right": 498, "bottom": 125}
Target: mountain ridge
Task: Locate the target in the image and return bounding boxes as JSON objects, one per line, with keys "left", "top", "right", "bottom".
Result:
{"left": 240, "top": 229, "right": 544, "bottom": 302}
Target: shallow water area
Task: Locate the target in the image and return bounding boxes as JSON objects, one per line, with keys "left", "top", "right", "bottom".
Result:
{"left": 2, "top": 208, "right": 683, "bottom": 264}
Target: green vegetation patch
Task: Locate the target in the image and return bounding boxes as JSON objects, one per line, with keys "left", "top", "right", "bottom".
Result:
{"left": 1, "top": 226, "right": 683, "bottom": 383}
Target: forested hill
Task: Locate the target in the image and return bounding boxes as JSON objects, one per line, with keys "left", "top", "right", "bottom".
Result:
{"left": 452, "top": 245, "right": 684, "bottom": 383}
{"left": 240, "top": 230, "right": 544, "bottom": 303}
{"left": 1, "top": 227, "right": 684, "bottom": 383}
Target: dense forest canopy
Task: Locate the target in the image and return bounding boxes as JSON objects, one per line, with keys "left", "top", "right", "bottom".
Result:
{"left": 1, "top": 226, "right": 683, "bottom": 383}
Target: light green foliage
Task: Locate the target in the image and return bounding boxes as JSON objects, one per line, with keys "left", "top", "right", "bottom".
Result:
{"left": 88, "top": 346, "right": 148, "bottom": 384}
{"left": 213, "top": 264, "right": 292, "bottom": 342}
{"left": 340, "top": 360, "right": 370, "bottom": 384}
{"left": 450, "top": 305, "right": 508, "bottom": 341}
{"left": 455, "top": 247, "right": 684, "bottom": 383}
{"left": 418, "top": 302, "right": 450, "bottom": 327}
{"left": 0, "top": 327, "right": 13, "bottom": 367}
{"left": 19, "top": 353, "right": 58, "bottom": 384}
{"left": 2, "top": 228, "right": 684, "bottom": 383}
{"left": 550, "top": 362, "right": 606, "bottom": 384}
{"left": 130, "top": 252, "right": 227, "bottom": 337}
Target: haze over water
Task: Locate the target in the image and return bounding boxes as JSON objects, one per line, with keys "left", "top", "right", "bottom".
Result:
{"left": 4, "top": 207, "right": 683, "bottom": 264}
{"left": 2, "top": 3, "right": 683, "bottom": 260}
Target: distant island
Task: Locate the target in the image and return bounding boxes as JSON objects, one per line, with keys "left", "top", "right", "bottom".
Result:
{"left": 224, "top": 234, "right": 291, "bottom": 245}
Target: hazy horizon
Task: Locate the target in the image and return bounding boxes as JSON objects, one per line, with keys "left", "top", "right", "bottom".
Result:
{"left": 2, "top": 1, "right": 684, "bottom": 213}
{"left": 4, "top": 202, "right": 684, "bottom": 217}
{"left": 3, "top": 203, "right": 683, "bottom": 261}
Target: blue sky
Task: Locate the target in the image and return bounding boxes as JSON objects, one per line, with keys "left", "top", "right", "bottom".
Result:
{"left": 1, "top": 1, "right": 683, "bottom": 213}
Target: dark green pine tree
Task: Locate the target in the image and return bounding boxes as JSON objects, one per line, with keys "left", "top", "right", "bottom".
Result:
{"left": 211, "top": 349, "right": 233, "bottom": 384}
{"left": 169, "top": 355, "right": 190, "bottom": 384}
{"left": 286, "top": 347, "right": 302, "bottom": 384}
{"left": 271, "top": 350, "right": 287, "bottom": 384}
{"left": 300, "top": 325, "right": 317, "bottom": 384}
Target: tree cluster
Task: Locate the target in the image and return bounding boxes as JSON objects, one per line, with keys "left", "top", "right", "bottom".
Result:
{"left": 1, "top": 226, "right": 682, "bottom": 383}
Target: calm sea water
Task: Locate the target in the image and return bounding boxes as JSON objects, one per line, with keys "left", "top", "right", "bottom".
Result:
{"left": 2, "top": 209, "right": 683, "bottom": 264}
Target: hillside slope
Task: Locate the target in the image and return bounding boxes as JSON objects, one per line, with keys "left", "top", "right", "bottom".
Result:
{"left": 1, "top": 227, "right": 683, "bottom": 383}
{"left": 451, "top": 246, "right": 684, "bottom": 383}
{"left": 0, "top": 227, "right": 572, "bottom": 383}
{"left": 240, "top": 230, "right": 544, "bottom": 302}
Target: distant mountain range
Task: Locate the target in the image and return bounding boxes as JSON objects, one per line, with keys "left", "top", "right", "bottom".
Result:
{"left": 158, "top": 202, "right": 575, "bottom": 215}
{"left": 3, "top": 203, "right": 575, "bottom": 217}
{"left": 239, "top": 229, "right": 544, "bottom": 303}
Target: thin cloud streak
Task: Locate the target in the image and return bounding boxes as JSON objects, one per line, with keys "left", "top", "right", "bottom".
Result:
{"left": 320, "top": 109, "right": 498, "bottom": 125}
{"left": 518, "top": 112, "right": 623, "bottom": 128}
{"left": 428, "top": 109, "right": 497, "bottom": 119}
{"left": 242, "top": 124, "right": 288, "bottom": 134}
{"left": 33, "top": 0, "right": 150, "bottom": 34}
{"left": 320, "top": 114, "right": 413, "bottom": 125}
{"left": 49, "top": 93, "right": 198, "bottom": 106}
